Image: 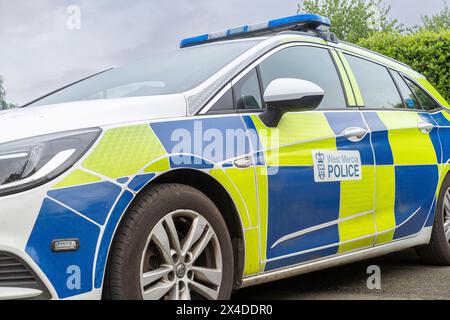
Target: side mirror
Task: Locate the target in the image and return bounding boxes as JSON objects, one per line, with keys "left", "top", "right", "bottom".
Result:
{"left": 259, "top": 78, "right": 324, "bottom": 127}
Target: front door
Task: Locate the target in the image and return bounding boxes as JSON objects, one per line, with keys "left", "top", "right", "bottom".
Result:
{"left": 246, "top": 44, "right": 377, "bottom": 271}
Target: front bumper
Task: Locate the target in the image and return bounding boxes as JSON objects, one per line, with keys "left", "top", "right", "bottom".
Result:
{"left": 0, "top": 180, "right": 102, "bottom": 300}
{"left": 0, "top": 251, "right": 51, "bottom": 300}
{"left": 0, "top": 182, "right": 54, "bottom": 299}
{"left": 0, "top": 288, "right": 44, "bottom": 300}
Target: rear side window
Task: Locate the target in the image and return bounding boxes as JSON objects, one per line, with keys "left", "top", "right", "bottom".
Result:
{"left": 391, "top": 71, "right": 421, "bottom": 110}
{"left": 345, "top": 54, "right": 403, "bottom": 109}
{"left": 405, "top": 78, "right": 439, "bottom": 111}
{"left": 259, "top": 46, "right": 346, "bottom": 109}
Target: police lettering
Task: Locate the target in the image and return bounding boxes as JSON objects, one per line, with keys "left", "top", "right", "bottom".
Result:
{"left": 327, "top": 163, "right": 360, "bottom": 178}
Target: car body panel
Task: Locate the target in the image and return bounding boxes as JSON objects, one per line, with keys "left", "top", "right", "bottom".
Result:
{"left": 0, "top": 94, "right": 187, "bottom": 144}
{"left": 0, "top": 32, "right": 449, "bottom": 299}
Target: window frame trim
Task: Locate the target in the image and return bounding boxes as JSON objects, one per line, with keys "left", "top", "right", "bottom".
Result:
{"left": 387, "top": 68, "right": 424, "bottom": 111}
{"left": 341, "top": 51, "right": 412, "bottom": 111}
{"left": 337, "top": 48, "right": 445, "bottom": 113}
{"left": 330, "top": 49, "right": 355, "bottom": 108}
{"left": 233, "top": 67, "right": 265, "bottom": 113}
{"left": 390, "top": 70, "right": 424, "bottom": 111}
{"left": 400, "top": 73, "right": 443, "bottom": 112}
{"left": 201, "top": 41, "right": 350, "bottom": 115}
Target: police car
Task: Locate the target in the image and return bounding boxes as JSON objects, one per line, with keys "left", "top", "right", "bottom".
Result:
{"left": 1, "top": 13, "right": 449, "bottom": 300}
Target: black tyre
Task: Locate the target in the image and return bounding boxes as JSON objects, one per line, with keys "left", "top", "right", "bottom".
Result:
{"left": 106, "top": 183, "right": 234, "bottom": 300}
{"left": 416, "top": 176, "right": 450, "bottom": 265}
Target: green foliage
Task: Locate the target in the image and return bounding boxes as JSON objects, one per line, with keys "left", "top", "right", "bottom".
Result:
{"left": 358, "top": 29, "right": 450, "bottom": 102}
{"left": 0, "top": 76, "right": 15, "bottom": 109}
{"left": 421, "top": 1, "right": 450, "bottom": 31}
{"left": 0, "top": 77, "right": 9, "bottom": 110}
{"left": 297, "top": 0, "right": 399, "bottom": 43}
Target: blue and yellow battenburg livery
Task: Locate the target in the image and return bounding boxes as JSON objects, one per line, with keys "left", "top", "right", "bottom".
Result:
{"left": 26, "top": 109, "right": 450, "bottom": 298}
{"left": 19, "top": 14, "right": 450, "bottom": 298}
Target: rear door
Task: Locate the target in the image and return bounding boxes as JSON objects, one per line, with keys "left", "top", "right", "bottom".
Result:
{"left": 341, "top": 53, "right": 440, "bottom": 243}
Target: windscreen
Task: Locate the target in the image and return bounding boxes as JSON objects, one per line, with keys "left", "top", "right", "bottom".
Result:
{"left": 29, "top": 40, "right": 259, "bottom": 107}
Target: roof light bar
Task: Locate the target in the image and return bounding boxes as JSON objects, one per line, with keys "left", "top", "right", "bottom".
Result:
{"left": 180, "top": 14, "right": 331, "bottom": 48}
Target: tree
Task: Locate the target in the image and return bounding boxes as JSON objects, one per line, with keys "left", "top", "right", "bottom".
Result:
{"left": 421, "top": 1, "right": 449, "bottom": 31}
{"left": 297, "top": 0, "right": 399, "bottom": 43}
{"left": 0, "top": 76, "right": 16, "bottom": 109}
{"left": 0, "top": 76, "right": 8, "bottom": 110}
{"left": 358, "top": 29, "right": 450, "bottom": 103}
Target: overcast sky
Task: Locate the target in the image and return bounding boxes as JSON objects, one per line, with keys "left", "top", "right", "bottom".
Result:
{"left": 0, "top": 0, "right": 447, "bottom": 105}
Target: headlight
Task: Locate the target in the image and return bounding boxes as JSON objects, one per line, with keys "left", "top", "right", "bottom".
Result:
{"left": 0, "top": 128, "right": 101, "bottom": 196}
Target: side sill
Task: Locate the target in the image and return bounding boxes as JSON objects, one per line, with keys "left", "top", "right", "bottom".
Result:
{"left": 241, "top": 227, "right": 432, "bottom": 288}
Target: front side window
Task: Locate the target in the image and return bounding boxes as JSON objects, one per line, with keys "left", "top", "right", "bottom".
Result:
{"left": 208, "top": 88, "right": 234, "bottom": 113}
{"left": 345, "top": 54, "right": 403, "bottom": 109}
{"left": 259, "top": 46, "right": 346, "bottom": 109}
{"left": 234, "top": 69, "right": 262, "bottom": 110}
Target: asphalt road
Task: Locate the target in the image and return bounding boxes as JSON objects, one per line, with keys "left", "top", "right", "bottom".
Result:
{"left": 232, "top": 249, "right": 450, "bottom": 300}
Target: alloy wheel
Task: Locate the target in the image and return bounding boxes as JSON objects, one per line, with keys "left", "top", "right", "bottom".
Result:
{"left": 140, "top": 209, "right": 223, "bottom": 300}
{"left": 443, "top": 188, "right": 450, "bottom": 242}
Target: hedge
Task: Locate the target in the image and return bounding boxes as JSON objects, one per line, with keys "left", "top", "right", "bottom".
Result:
{"left": 358, "top": 29, "right": 450, "bottom": 103}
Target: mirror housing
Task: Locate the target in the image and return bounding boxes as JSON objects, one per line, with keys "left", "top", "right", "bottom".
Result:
{"left": 259, "top": 78, "right": 324, "bottom": 127}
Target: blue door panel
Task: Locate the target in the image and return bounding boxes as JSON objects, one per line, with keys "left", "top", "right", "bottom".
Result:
{"left": 420, "top": 112, "right": 442, "bottom": 163}
{"left": 393, "top": 165, "right": 438, "bottom": 232}
{"left": 335, "top": 135, "right": 374, "bottom": 165}
{"left": 430, "top": 112, "right": 450, "bottom": 126}
{"left": 395, "top": 198, "right": 437, "bottom": 239}
{"left": 266, "top": 166, "right": 340, "bottom": 259}
{"left": 325, "top": 111, "right": 368, "bottom": 134}
{"left": 436, "top": 127, "right": 450, "bottom": 163}
{"left": 269, "top": 225, "right": 339, "bottom": 258}
{"left": 363, "top": 112, "right": 394, "bottom": 165}
{"left": 151, "top": 117, "right": 251, "bottom": 164}
{"left": 265, "top": 246, "right": 338, "bottom": 271}
{"left": 425, "top": 199, "right": 437, "bottom": 227}
{"left": 325, "top": 111, "right": 374, "bottom": 165}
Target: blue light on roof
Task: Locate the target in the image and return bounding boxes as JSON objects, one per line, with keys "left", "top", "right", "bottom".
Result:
{"left": 268, "top": 14, "right": 330, "bottom": 29}
{"left": 180, "top": 13, "right": 331, "bottom": 48}
{"left": 180, "top": 34, "right": 209, "bottom": 48}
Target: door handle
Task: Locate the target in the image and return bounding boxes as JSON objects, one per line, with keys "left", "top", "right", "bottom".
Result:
{"left": 234, "top": 155, "right": 252, "bottom": 168}
{"left": 417, "top": 122, "right": 434, "bottom": 133}
{"left": 342, "top": 127, "right": 367, "bottom": 142}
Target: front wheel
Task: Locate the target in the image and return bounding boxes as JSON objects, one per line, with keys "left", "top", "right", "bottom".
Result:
{"left": 416, "top": 177, "right": 450, "bottom": 265}
{"left": 107, "top": 184, "right": 234, "bottom": 300}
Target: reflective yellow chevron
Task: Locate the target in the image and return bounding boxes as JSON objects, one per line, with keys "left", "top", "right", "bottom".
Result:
{"left": 52, "top": 170, "right": 102, "bottom": 189}
{"left": 330, "top": 50, "right": 356, "bottom": 107}
{"left": 250, "top": 113, "right": 336, "bottom": 167}
{"left": 83, "top": 125, "right": 167, "bottom": 178}
{"left": 377, "top": 111, "right": 437, "bottom": 165}
{"left": 375, "top": 165, "right": 396, "bottom": 244}
{"left": 338, "top": 166, "right": 376, "bottom": 253}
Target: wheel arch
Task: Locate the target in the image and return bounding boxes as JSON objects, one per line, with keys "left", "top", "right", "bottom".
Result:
{"left": 103, "top": 168, "right": 246, "bottom": 296}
